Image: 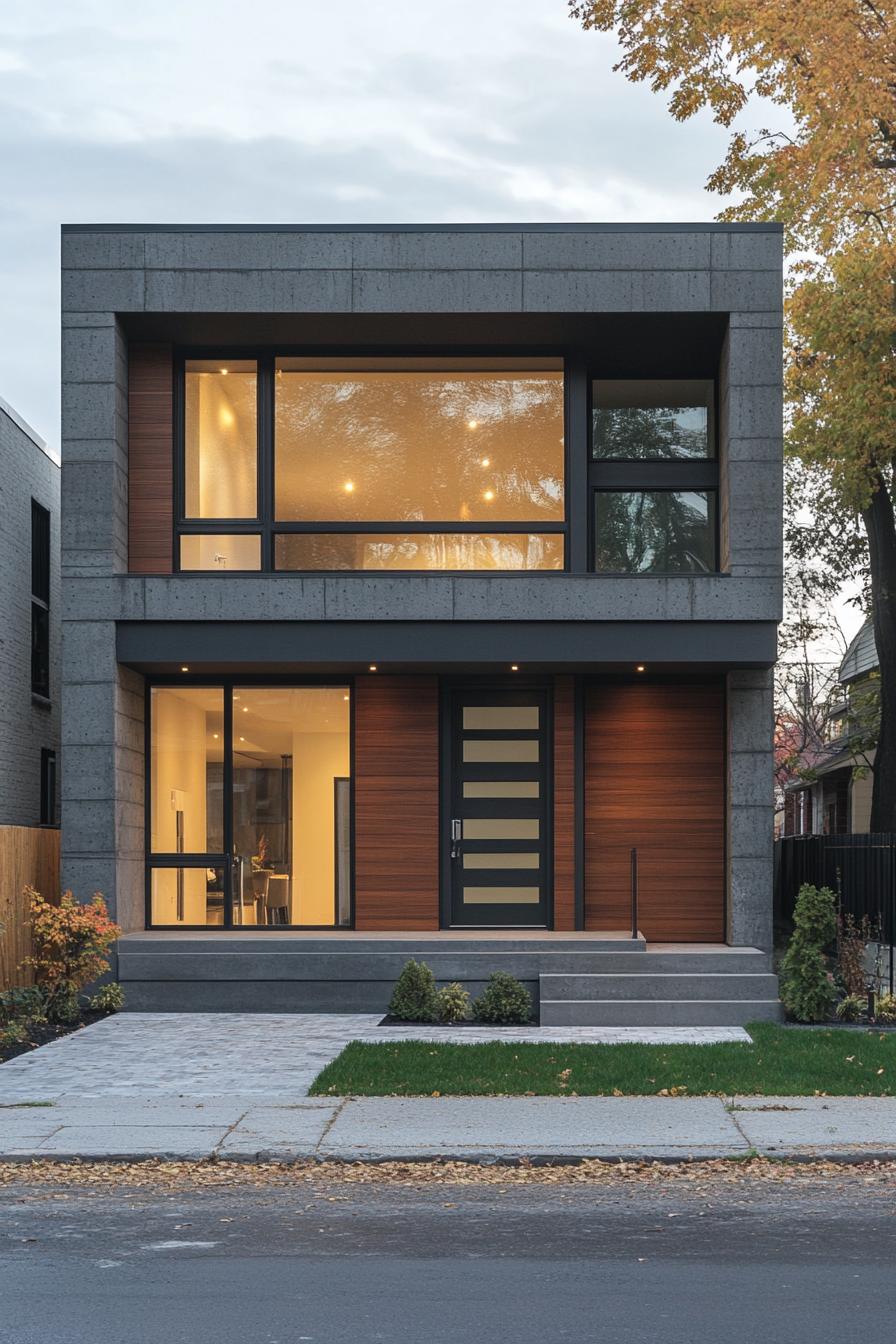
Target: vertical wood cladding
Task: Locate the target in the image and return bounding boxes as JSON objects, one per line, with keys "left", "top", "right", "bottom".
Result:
{"left": 128, "top": 343, "right": 173, "bottom": 574}
{"left": 553, "top": 676, "right": 576, "bottom": 930}
{"left": 354, "top": 676, "right": 440, "bottom": 930}
{"left": 585, "top": 681, "right": 726, "bottom": 942}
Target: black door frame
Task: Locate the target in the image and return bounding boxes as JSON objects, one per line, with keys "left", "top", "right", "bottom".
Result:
{"left": 439, "top": 676, "right": 554, "bottom": 929}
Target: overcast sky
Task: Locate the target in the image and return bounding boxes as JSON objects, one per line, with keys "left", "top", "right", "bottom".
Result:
{"left": 0, "top": 0, "right": 739, "bottom": 439}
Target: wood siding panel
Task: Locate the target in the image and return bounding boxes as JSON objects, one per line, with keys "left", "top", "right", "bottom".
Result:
{"left": 128, "top": 343, "right": 173, "bottom": 573}
{"left": 354, "top": 676, "right": 440, "bottom": 930}
{"left": 585, "top": 681, "right": 725, "bottom": 942}
{"left": 0, "top": 826, "right": 60, "bottom": 990}
{"left": 553, "top": 676, "right": 575, "bottom": 930}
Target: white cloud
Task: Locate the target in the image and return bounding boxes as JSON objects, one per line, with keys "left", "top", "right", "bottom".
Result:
{"left": 0, "top": 0, "right": 737, "bottom": 438}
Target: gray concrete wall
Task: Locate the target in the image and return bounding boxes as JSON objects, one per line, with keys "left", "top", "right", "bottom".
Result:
{"left": 726, "top": 668, "right": 775, "bottom": 949}
{"left": 60, "top": 224, "right": 783, "bottom": 938}
{"left": 0, "top": 399, "right": 60, "bottom": 827}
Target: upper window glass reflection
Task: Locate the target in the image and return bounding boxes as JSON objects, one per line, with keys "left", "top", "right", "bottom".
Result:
{"left": 185, "top": 360, "right": 257, "bottom": 519}
{"left": 274, "top": 358, "right": 564, "bottom": 523}
{"left": 592, "top": 380, "right": 713, "bottom": 460}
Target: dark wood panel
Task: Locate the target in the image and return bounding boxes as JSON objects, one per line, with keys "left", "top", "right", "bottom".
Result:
{"left": 585, "top": 681, "right": 726, "bottom": 942}
{"left": 128, "top": 342, "right": 173, "bottom": 574}
{"left": 553, "top": 676, "right": 575, "bottom": 930}
{"left": 354, "top": 676, "right": 440, "bottom": 930}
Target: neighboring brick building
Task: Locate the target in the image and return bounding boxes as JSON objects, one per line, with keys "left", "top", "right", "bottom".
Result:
{"left": 0, "top": 396, "right": 60, "bottom": 827}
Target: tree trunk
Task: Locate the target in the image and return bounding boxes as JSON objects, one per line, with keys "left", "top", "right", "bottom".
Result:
{"left": 862, "top": 473, "right": 896, "bottom": 831}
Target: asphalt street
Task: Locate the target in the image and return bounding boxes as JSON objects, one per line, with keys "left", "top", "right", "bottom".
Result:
{"left": 1, "top": 1168, "right": 894, "bottom": 1343}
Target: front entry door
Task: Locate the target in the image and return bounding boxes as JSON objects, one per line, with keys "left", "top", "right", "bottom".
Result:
{"left": 447, "top": 686, "right": 550, "bottom": 928}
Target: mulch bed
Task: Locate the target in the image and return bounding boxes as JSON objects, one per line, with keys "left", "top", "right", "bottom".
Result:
{"left": 0, "top": 1011, "right": 108, "bottom": 1065}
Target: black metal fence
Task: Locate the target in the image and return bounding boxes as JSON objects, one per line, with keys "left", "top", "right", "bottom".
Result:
{"left": 774, "top": 833, "right": 896, "bottom": 945}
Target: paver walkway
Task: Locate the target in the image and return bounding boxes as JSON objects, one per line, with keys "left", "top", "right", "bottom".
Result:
{"left": 0, "top": 1013, "right": 749, "bottom": 1101}
{"left": 2, "top": 1015, "right": 894, "bottom": 1162}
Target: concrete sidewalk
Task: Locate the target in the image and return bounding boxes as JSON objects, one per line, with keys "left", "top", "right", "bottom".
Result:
{"left": 2, "top": 1094, "right": 895, "bottom": 1163}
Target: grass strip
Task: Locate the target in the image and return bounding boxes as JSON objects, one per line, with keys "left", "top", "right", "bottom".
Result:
{"left": 309, "top": 1024, "right": 895, "bottom": 1097}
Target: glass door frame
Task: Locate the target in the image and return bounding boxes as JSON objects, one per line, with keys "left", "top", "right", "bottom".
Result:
{"left": 439, "top": 677, "right": 554, "bottom": 929}
{"left": 143, "top": 674, "right": 355, "bottom": 930}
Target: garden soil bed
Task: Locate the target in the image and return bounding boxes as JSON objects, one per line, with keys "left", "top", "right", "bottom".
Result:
{"left": 0, "top": 1011, "right": 109, "bottom": 1065}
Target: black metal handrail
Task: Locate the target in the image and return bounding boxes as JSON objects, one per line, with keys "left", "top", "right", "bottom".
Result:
{"left": 630, "top": 846, "right": 639, "bottom": 940}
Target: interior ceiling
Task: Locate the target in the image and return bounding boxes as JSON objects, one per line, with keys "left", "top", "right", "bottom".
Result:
{"left": 123, "top": 312, "right": 729, "bottom": 378}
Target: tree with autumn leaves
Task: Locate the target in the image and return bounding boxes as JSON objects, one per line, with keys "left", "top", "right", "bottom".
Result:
{"left": 570, "top": 0, "right": 896, "bottom": 827}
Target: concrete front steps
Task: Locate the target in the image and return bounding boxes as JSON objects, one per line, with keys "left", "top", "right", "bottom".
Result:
{"left": 540, "top": 949, "right": 782, "bottom": 1026}
{"left": 117, "top": 932, "right": 781, "bottom": 1025}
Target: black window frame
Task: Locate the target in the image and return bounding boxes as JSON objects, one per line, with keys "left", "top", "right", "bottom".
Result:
{"left": 173, "top": 346, "right": 570, "bottom": 575}
{"left": 40, "top": 747, "right": 57, "bottom": 826}
{"left": 587, "top": 378, "right": 720, "bottom": 574}
{"left": 144, "top": 674, "right": 356, "bottom": 931}
{"left": 30, "top": 499, "right": 51, "bottom": 700}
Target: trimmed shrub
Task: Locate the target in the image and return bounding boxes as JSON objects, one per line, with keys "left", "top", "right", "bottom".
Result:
{"left": 473, "top": 971, "right": 532, "bottom": 1025}
{"left": 875, "top": 992, "right": 896, "bottom": 1025}
{"left": 835, "top": 993, "right": 865, "bottom": 1023}
{"left": 22, "top": 887, "right": 121, "bottom": 1023}
{"left": 89, "top": 983, "right": 125, "bottom": 1013}
{"left": 436, "top": 982, "right": 471, "bottom": 1024}
{"left": 388, "top": 960, "right": 438, "bottom": 1022}
{"left": 780, "top": 883, "right": 837, "bottom": 1023}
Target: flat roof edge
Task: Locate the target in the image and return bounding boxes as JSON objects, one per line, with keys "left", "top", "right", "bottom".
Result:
{"left": 0, "top": 394, "right": 56, "bottom": 464}
{"left": 61, "top": 221, "right": 784, "bottom": 235}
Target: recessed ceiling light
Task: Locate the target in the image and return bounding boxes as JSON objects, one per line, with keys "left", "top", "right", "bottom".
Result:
{"left": 242, "top": 706, "right": 248, "bottom": 713}
{"left": 480, "top": 457, "right": 490, "bottom": 467}
{"left": 343, "top": 694, "right": 350, "bottom": 701}
{"left": 483, "top": 489, "right": 495, "bottom": 502}
{"left": 636, "top": 664, "right": 646, "bottom": 672}
{"left": 220, "top": 367, "right": 228, "bottom": 375}
{"left": 180, "top": 665, "right": 189, "bottom": 672}
{"left": 369, "top": 664, "right": 377, "bottom": 672}
{"left": 510, "top": 664, "right": 519, "bottom": 672}
{"left": 212, "top": 732, "right": 219, "bottom": 739}
{"left": 343, "top": 480, "right": 355, "bottom": 493}
{"left": 467, "top": 419, "right": 478, "bottom": 429}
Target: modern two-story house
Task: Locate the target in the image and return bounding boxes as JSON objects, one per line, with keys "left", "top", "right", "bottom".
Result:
{"left": 60, "top": 223, "right": 782, "bottom": 1023}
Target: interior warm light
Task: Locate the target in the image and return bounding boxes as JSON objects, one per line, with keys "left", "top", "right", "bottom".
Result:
{"left": 343, "top": 480, "right": 355, "bottom": 493}
{"left": 480, "top": 457, "right": 490, "bottom": 467}
{"left": 242, "top": 706, "right": 248, "bottom": 712}
{"left": 510, "top": 664, "right": 519, "bottom": 671}
{"left": 218, "top": 404, "right": 235, "bottom": 429}
{"left": 369, "top": 664, "right": 377, "bottom": 672}
{"left": 483, "top": 489, "right": 495, "bottom": 502}
{"left": 343, "top": 694, "right": 350, "bottom": 701}
{"left": 239, "top": 735, "right": 245, "bottom": 742}
{"left": 467, "top": 419, "right": 478, "bottom": 429}
{"left": 219, "top": 367, "right": 228, "bottom": 375}
{"left": 180, "top": 665, "right": 189, "bottom": 672}
{"left": 636, "top": 664, "right": 646, "bottom": 672}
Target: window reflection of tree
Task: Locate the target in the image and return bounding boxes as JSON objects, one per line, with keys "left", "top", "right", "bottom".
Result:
{"left": 596, "top": 491, "right": 712, "bottom": 573}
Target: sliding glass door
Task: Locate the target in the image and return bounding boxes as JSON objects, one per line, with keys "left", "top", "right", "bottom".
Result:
{"left": 147, "top": 683, "right": 351, "bottom": 928}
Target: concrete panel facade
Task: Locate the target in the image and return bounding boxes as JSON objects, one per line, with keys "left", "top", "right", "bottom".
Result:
{"left": 60, "top": 224, "right": 782, "bottom": 948}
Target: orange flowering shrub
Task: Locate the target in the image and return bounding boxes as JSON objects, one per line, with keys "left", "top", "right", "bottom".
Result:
{"left": 22, "top": 888, "right": 121, "bottom": 1020}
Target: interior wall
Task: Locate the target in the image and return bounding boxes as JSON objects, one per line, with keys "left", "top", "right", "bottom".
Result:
{"left": 150, "top": 689, "right": 212, "bottom": 924}
{"left": 291, "top": 729, "right": 350, "bottom": 925}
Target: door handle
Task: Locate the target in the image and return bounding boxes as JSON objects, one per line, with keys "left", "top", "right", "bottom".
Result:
{"left": 450, "top": 818, "right": 462, "bottom": 859}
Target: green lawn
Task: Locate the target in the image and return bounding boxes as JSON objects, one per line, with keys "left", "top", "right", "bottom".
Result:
{"left": 309, "top": 1024, "right": 896, "bottom": 1097}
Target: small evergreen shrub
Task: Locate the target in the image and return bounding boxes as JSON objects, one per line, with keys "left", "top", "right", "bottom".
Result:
{"left": 472, "top": 971, "right": 532, "bottom": 1025}
{"left": 0, "top": 985, "right": 46, "bottom": 1024}
{"left": 835, "top": 993, "right": 865, "bottom": 1023}
{"left": 780, "top": 883, "right": 837, "bottom": 1023}
{"left": 388, "top": 960, "right": 438, "bottom": 1022}
{"left": 89, "top": 982, "right": 125, "bottom": 1013}
{"left": 875, "top": 992, "right": 896, "bottom": 1025}
{"left": 436, "top": 982, "right": 471, "bottom": 1024}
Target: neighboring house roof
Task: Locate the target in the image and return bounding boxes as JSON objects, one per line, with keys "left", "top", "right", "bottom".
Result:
{"left": 839, "top": 618, "right": 877, "bottom": 684}
{"left": 0, "top": 394, "right": 58, "bottom": 467}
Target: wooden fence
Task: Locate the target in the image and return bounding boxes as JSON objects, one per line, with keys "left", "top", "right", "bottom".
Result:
{"left": 0, "top": 825, "right": 60, "bottom": 992}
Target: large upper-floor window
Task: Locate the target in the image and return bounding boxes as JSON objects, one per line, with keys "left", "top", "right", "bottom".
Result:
{"left": 590, "top": 380, "right": 717, "bottom": 574}
{"left": 178, "top": 356, "right": 565, "bottom": 572}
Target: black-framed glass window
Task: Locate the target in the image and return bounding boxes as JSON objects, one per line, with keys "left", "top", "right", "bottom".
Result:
{"left": 589, "top": 380, "right": 718, "bottom": 573}
{"left": 146, "top": 682, "right": 351, "bottom": 929}
{"left": 176, "top": 354, "right": 565, "bottom": 572}
{"left": 30, "top": 500, "right": 50, "bottom": 698}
